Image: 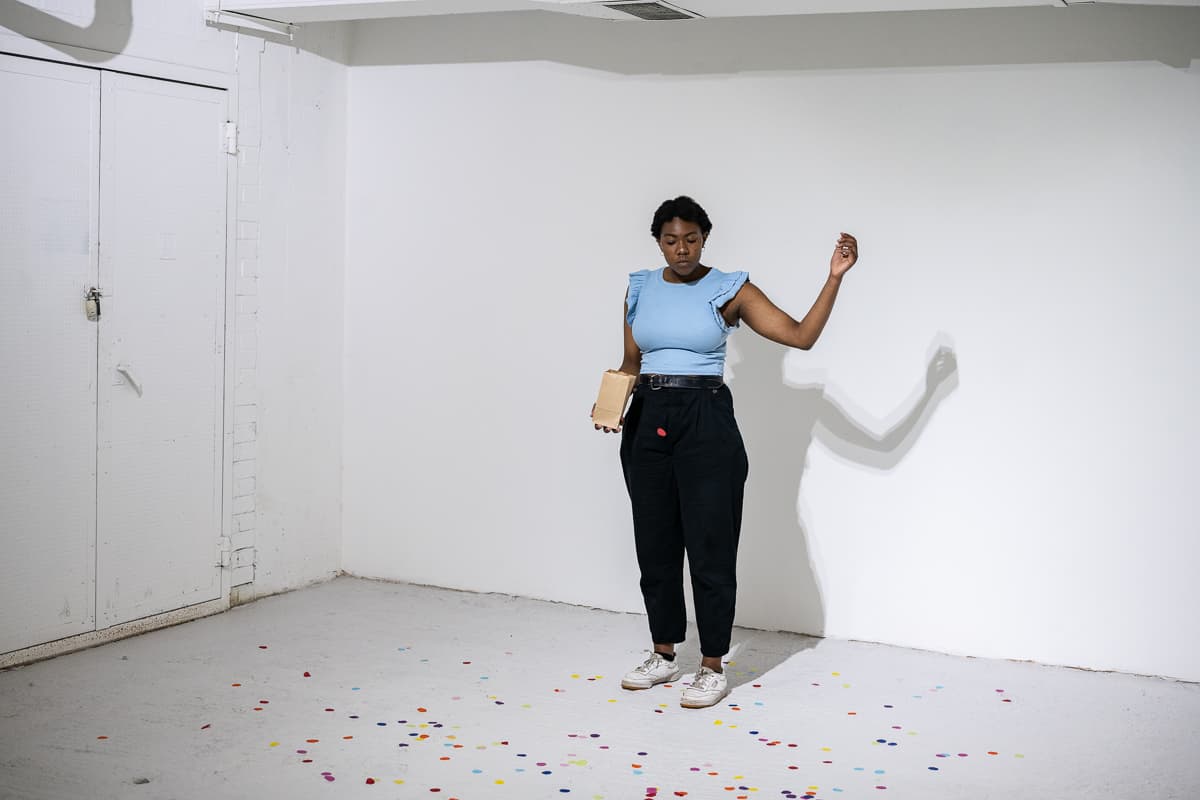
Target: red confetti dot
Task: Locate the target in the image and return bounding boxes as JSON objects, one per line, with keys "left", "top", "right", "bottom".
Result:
{"left": 657, "top": 427, "right": 667, "bottom": 437}
{"left": 366, "top": 778, "right": 376, "bottom": 784}
{"left": 325, "top": 708, "right": 335, "bottom": 712}
{"left": 988, "top": 751, "right": 999, "bottom": 756}
{"left": 96, "top": 736, "right": 108, "bottom": 740}
{"left": 258, "top": 645, "right": 268, "bottom": 649}
{"left": 304, "top": 672, "right": 311, "bottom": 677}
{"left": 200, "top": 724, "right": 210, "bottom": 730}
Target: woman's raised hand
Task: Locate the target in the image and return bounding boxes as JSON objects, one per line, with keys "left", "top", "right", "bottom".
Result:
{"left": 830, "top": 232, "right": 859, "bottom": 279}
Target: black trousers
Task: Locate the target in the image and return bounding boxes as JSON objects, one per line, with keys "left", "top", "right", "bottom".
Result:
{"left": 620, "top": 383, "right": 750, "bottom": 658}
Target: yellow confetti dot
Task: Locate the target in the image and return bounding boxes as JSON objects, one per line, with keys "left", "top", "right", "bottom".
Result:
{"left": 495, "top": 779, "right": 505, "bottom": 785}
{"left": 607, "top": 699, "right": 617, "bottom": 703}
{"left": 809, "top": 787, "right": 819, "bottom": 791}
{"left": 821, "top": 747, "right": 832, "bottom": 752}
{"left": 571, "top": 674, "right": 581, "bottom": 679}
{"left": 1015, "top": 753, "right": 1025, "bottom": 759}
{"left": 714, "top": 720, "right": 723, "bottom": 726}
{"left": 842, "top": 683, "right": 851, "bottom": 688}
{"left": 394, "top": 779, "right": 404, "bottom": 785}
{"left": 269, "top": 742, "right": 279, "bottom": 747}
{"left": 832, "top": 672, "right": 841, "bottom": 676}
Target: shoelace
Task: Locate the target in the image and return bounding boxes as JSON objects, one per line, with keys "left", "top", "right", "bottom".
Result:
{"left": 691, "top": 669, "right": 722, "bottom": 691}
{"left": 635, "top": 654, "right": 668, "bottom": 674}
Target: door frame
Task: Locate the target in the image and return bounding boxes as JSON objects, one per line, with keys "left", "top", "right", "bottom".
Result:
{"left": 0, "top": 40, "right": 243, "bottom": 669}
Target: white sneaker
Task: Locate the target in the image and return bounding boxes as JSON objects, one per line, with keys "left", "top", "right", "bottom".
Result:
{"left": 620, "top": 652, "right": 682, "bottom": 690}
{"left": 680, "top": 666, "right": 729, "bottom": 708}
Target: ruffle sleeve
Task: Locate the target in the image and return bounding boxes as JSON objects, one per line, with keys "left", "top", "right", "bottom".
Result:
{"left": 710, "top": 270, "right": 749, "bottom": 331}
{"left": 625, "top": 270, "right": 649, "bottom": 326}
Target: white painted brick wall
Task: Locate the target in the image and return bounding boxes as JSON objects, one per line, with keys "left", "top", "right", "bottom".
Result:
{"left": 230, "top": 36, "right": 264, "bottom": 588}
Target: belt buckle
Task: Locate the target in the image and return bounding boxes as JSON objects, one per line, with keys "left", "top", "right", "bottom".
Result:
{"left": 648, "top": 374, "right": 664, "bottom": 391}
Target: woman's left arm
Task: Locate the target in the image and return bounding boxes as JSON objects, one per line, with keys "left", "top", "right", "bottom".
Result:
{"left": 734, "top": 232, "right": 859, "bottom": 351}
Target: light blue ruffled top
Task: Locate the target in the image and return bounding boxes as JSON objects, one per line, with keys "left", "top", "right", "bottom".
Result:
{"left": 626, "top": 266, "right": 750, "bottom": 377}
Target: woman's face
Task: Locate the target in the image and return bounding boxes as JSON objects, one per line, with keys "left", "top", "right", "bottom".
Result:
{"left": 657, "top": 217, "right": 706, "bottom": 280}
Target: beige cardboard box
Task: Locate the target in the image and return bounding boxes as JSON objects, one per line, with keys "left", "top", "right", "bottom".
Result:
{"left": 592, "top": 370, "right": 637, "bottom": 429}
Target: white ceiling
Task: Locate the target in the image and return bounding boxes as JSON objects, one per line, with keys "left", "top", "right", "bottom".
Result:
{"left": 215, "top": 0, "right": 1200, "bottom": 25}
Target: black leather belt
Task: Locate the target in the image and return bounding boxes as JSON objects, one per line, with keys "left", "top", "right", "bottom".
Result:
{"left": 639, "top": 374, "right": 724, "bottom": 390}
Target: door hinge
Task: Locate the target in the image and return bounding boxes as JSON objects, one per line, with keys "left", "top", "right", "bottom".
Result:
{"left": 216, "top": 536, "right": 232, "bottom": 567}
{"left": 223, "top": 121, "right": 238, "bottom": 155}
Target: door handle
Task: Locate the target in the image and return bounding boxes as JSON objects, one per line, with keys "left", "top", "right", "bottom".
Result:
{"left": 116, "top": 364, "right": 143, "bottom": 397}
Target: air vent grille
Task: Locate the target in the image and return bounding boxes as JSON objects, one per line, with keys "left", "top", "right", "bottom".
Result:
{"left": 603, "top": 2, "right": 698, "bottom": 21}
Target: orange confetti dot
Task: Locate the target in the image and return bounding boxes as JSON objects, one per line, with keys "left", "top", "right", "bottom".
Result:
{"left": 440, "top": 756, "right": 450, "bottom": 761}
{"left": 306, "top": 739, "right": 319, "bottom": 743}
{"left": 417, "top": 707, "right": 428, "bottom": 713}
{"left": 343, "top": 736, "right": 353, "bottom": 740}
{"left": 848, "top": 711, "right": 857, "bottom": 715}
{"left": 231, "top": 683, "right": 242, "bottom": 687}
{"left": 96, "top": 736, "right": 108, "bottom": 740}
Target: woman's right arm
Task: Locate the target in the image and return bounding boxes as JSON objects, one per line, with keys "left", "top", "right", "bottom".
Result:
{"left": 594, "top": 298, "right": 642, "bottom": 433}
{"left": 618, "top": 299, "right": 642, "bottom": 376}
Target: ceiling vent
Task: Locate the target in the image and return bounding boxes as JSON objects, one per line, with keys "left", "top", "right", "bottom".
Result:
{"left": 602, "top": 2, "right": 703, "bottom": 21}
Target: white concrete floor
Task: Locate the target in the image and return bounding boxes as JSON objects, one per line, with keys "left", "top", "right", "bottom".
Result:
{"left": 1, "top": 576, "right": 1197, "bottom": 800}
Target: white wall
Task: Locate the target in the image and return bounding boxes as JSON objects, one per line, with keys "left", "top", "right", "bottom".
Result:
{"left": 343, "top": 15, "right": 1200, "bottom": 680}
{"left": 0, "top": 0, "right": 347, "bottom": 598}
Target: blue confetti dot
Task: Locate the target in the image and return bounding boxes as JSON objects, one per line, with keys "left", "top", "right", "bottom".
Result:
{"left": 928, "top": 767, "right": 940, "bottom": 771}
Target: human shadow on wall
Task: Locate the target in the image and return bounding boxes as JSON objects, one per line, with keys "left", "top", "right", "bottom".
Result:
{"left": 724, "top": 330, "right": 958, "bottom": 688}
{"left": 1, "top": 1, "right": 132, "bottom": 62}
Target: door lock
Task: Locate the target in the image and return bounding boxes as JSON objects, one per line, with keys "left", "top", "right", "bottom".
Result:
{"left": 85, "top": 287, "right": 103, "bottom": 321}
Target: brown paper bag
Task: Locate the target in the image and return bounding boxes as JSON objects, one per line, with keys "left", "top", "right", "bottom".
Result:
{"left": 592, "top": 370, "right": 637, "bottom": 429}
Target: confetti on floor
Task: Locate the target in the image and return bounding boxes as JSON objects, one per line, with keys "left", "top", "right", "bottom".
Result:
{"left": 1, "top": 577, "right": 1197, "bottom": 800}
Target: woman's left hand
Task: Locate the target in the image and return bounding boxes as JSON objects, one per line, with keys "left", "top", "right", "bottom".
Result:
{"left": 830, "top": 232, "right": 859, "bottom": 279}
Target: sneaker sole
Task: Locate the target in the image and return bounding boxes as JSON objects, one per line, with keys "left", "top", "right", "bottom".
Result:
{"left": 620, "top": 671, "right": 681, "bottom": 691}
{"left": 680, "top": 688, "right": 730, "bottom": 708}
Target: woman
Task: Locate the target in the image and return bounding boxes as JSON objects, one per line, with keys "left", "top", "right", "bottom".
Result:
{"left": 594, "top": 195, "right": 858, "bottom": 709}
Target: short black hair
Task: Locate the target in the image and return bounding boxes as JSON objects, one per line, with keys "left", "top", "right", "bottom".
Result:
{"left": 651, "top": 195, "right": 712, "bottom": 239}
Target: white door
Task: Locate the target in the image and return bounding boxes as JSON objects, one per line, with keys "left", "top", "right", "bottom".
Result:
{"left": 0, "top": 55, "right": 101, "bottom": 653}
{"left": 96, "top": 72, "right": 227, "bottom": 627}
